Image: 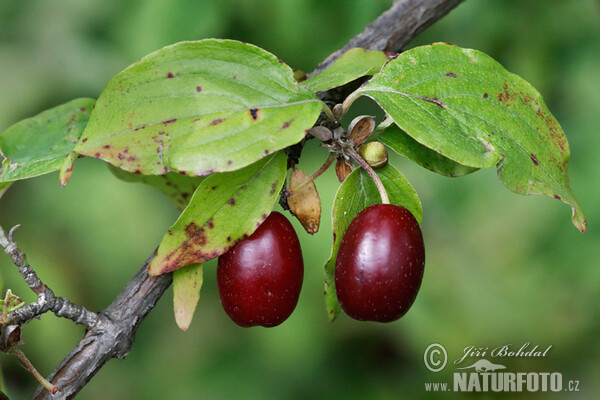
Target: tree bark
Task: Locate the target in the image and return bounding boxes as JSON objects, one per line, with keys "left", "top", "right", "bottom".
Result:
{"left": 30, "top": 0, "right": 465, "bottom": 398}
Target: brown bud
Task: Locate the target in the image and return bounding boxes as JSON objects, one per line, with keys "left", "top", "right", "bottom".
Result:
{"left": 1, "top": 325, "right": 21, "bottom": 351}
{"left": 358, "top": 141, "right": 388, "bottom": 168}
{"left": 347, "top": 115, "right": 376, "bottom": 147}
{"left": 335, "top": 157, "right": 353, "bottom": 182}
{"left": 288, "top": 168, "right": 322, "bottom": 234}
{"left": 309, "top": 126, "right": 333, "bottom": 142}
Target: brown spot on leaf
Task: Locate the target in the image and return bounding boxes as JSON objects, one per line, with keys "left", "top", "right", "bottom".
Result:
{"left": 497, "top": 83, "right": 513, "bottom": 106}
{"left": 134, "top": 125, "right": 146, "bottom": 131}
{"left": 196, "top": 86, "right": 202, "bottom": 92}
{"left": 103, "top": 145, "right": 110, "bottom": 149}
{"left": 422, "top": 97, "right": 444, "bottom": 109}
{"left": 250, "top": 108, "right": 258, "bottom": 120}
{"left": 211, "top": 118, "right": 223, "bottom": 125}
{"left": 227, "top": 198, "right": 236, "bottom": 205}
{"left": 127, "top": 156, "right": 136, "bottom": 162}
{"left": 445, "top": 72, "right": 457, "bottom": 78}
{"left": 227, "top": 236, "right": 231, "bottom": 242}
{"left": 483, "top": 93, "right": 489, "bottom": 99}
{"left": 269, "top": 181, "right": 278, "bottom": 195}
{"left": 133, "top": 169, "right": 142, "bottom": 174}
{"left": 206, "top": 218, "right": 214, "bottom": 229}
{"left": 227, "top": 160, "right": 233, "bottom": 165}
{"left": 94, "top": 152, "right": 101, "bottom": 158}
{"left": 262, "top": 213, "right": 267, "bottom": 220}
{"left": 81, "top": 137, "right": 88, "bottom": 143}
{"left": 553, "top": 195, "right": 561, "bottom": 200}
{"left": 118, "top": 153, "right": 125, "bottom": 160}
{"left": 530, "top": 153, "right": 539, "bottom": 165}
{"left": 185, "top": 222, "right": 201, "bottom": 237}
{"left": 281, "top": 121, "right": 291, "bottom": 129}
{"left": 264, "top": 149, "right": 269, "bottom": 155}
{"left": 536, "top": 107, "right": 567, "bottom": 151}
{"left": 163, "top": 118, "right": 177, "bottom": 125}
{"left": 167, "top": 72, "right": 175, "bottom": 78}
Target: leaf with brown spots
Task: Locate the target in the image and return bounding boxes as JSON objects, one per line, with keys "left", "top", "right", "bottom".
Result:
{"left": 323, "top": 165, "right": 421, "bottom": 322}
{"left": 148, "top": 151, "right": 286, "bottom": 276}
{"left": 0, "top": 98, "right": 95, "bottom": 185}
{"left": 357, "top": 43, "right": 585, "bottom": 231}
{"left": 75, "top": 39, "right": 321, "bottom": 176}
{"left": 173, "top": 263, "right": 203, "bottom": 331}
{"left": 108, "top": 165, "right": 204, "bottom": 211}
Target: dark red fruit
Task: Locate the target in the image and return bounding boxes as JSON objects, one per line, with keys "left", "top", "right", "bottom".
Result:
{"left": 217, "top": 212, "right": 304, "bottom": 327}
{"left": 335, "top": 204, "right": 425, "bottom": 322}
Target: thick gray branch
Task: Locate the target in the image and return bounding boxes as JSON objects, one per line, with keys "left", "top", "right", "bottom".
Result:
{"left": 309, "top": 0, "right": 465, "bottom": 77}
{"left": 31, "top": 253, "right": 172, "bottom": 400}
{"left": 24, "top": 0, "right": 462, "bottom": 398}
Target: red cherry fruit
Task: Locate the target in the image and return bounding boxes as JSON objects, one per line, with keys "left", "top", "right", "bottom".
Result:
{"left": 335, "top": 204, "right": 425, "bottom": 322}
{"left": 217, "top": 212, "right": 304, "bottom": 327}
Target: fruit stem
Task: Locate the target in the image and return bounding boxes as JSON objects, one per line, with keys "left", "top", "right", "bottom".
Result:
{"left": 321, "top": 103, "right": 336, "bottom": 123}
{"left": 340, "top": 88, "right": 362, "bottom": 118}
{"left": 10, "top": 348, "right": 58, "bottom": 394}
{"left": 346, "top": 147, "right": 390, "bottom": 204}
{"left": 290, "top": 153, "right": 336, "bottom": 193}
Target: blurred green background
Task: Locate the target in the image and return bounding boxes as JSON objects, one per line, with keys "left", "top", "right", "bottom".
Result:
{"left": 0, "top": 0, "right": 598, "bottom": 398}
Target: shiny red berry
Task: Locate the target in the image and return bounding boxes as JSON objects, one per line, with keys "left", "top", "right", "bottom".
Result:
{"left": 335, "top": 204, "right": 425, "bottom": 322}
{"left": 217, "top": 212, "right": 304, "bottom": 327}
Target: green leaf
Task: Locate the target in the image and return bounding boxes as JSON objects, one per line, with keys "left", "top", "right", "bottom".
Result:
{"left": 76, "top": 39, "right": 322, "bottom": 176}
{"left": 173, "top": 263, "right": 203, "bottom": 331}
{"left": 149, "top": 151, "right": 286, "bottom": 276}
{"left": 0, "top": 98, "right": 95, "bottom": 184}
{"left": 303, "top": 48, "right": 393, "bottom": 93}
{"left": 109, "top": 165, "right": 204, "bottom": 211}
{"left": 0, "top": 182, "right": 10, "bottom": 200}
{"left": 323, "top": 164, "right": 422, "bottom": 322}
{"left": 376, "top": 122, "right": 478, "bottom": 177}
{"left": 356, "top": 43, "right": 585, "bottom": 231}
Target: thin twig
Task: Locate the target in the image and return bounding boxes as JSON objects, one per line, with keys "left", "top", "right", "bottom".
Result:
{"left": 10, "top": 348, "right": 57, "bottom": 394}
{"left": 290, "top": 153, "right": 336, "bottom": 193}
{"left": 0, "top": 225, "right": 98, "bottom": 328}
{"left": 346, "top": 147, "right": 390, "bottom": 204}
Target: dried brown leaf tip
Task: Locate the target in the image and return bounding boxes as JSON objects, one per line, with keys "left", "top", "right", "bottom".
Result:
{"left": 288, "top": 168, "right": 322, "bottom": 234}
{"left": 335, "top": 157, "right": 353, "bottom": 182}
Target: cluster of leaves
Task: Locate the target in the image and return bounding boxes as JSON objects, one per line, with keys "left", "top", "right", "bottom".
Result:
{"left": 0, "top": 39, "right": 585, "bottom": 327}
